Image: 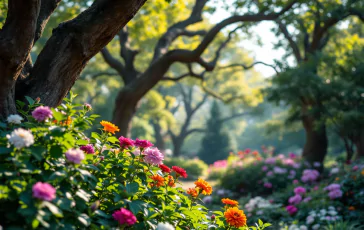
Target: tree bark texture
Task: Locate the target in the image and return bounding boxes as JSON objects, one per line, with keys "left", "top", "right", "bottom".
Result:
{"left": 0, "top": 0, "right": 146, "bottom": 119}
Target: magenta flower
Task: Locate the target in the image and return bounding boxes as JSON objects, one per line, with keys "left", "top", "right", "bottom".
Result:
{"left": 262, "top": 165, "right": 268, "bottom": 171}
{"left": 134, "top": 138, "right": 153, "bottom": 148}
{"left": 328, "top": 189, "right": 343, "bottom": 199}
{"left": 288, "top": 194, "right": 302, "bottom": 205}
{"left": 264, "top": 182, "right": 272, "bottom": 188}
{"left": 144, "top": 148, "right": 164, "bottom": 165}
{"left": 32, "top": 182, "right": 56, "bottom": 201}
{"left": 112, "top": 208, "right": 137, "bottom": 226}
{"left": 32, "top": 106, "right": 53, "bottom": 122}
{"left": 352, "top": 165, "right": 359, "bottom": 171}
{"left": 288, "top": 153, "right": 297, "bottom": 159}
{"left": 293, "top": 179, "right": 299, "bottom": 184}
{"left": 80, "top": 144, "right": 95, "bottom": 154}
{"left": 294, "top": 186, "right": 306, "bottom": 195}
{"left": 118, "top": 136, "right": 134, "bottom": 149}
{"left": 65, "top": 148, "right": 85, "bottom": 164}
{"left": 301, "top": 169, "right": 320, "bottom": 183}
{"left": 286, "top": 205, "right": 298, "bottom": 215}
{"left": 266, "top": 171, "right": 273, "bottom": 177}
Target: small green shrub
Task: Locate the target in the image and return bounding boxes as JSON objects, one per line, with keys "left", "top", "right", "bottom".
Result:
{"left": 163, "top": 157, "right": 208, "bottom": 180}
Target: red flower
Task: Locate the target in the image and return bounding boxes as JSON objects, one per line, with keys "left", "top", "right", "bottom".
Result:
{"left": 172, "top": 166, "right": 188, "bottom": 178}
{"left": 159, "top": 164, "right": 171, "bottom": 173}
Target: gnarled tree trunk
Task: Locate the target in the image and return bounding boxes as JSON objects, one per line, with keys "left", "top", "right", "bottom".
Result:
{"left": 302, "top": 114, "right": 328, "bottom": 164}
{"left": 354, "top": 129, "right": 364, "bottom": 160}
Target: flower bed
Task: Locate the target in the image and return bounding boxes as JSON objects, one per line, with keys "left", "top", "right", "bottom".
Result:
{"left": 0, "top": 95, "right": 269, "bottom": 229}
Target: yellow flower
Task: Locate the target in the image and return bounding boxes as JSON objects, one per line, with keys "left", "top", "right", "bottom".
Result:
{"left": 224, "top": 207, "right": 247, "bottom": 228}
{"left": 222, "top": 198, "right": 239, "bottom": 207}
{"left": 100, "top": 120, "right": 120, "bottom": 134}
{"left": 194, "top": 178, "right": 212, "bottom": 195}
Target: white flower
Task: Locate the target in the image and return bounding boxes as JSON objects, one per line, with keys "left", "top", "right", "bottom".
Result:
{"left": 6, "top": 128, "right": 34, "bottom": 148}
{"left": 320, "top": 209, "right": 327, "bottom": 215}
{"left": 330, "top": 167, "right": 340, "bottom": 174}
{"left": 7, "top": 114, "right": 23, "bottom": 124}
{"left": 328, "top": 210, "right": 337, "bottom": 216}
{"left": 312, "top": 224, "right": 320, "bottom": 230}
{"left": 328, "top": 206, "right": 335, "bottom": 210}
{"left": 156, "top": 223, "right": 175, "bottom": 230}
{"left": 300, "top": 226, "right": 308, "bottom": 230}
{"left": 306, "top": 216, "right": 315, "bottom": 225}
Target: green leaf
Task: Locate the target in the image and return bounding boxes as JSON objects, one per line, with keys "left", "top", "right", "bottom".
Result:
{"left": 128, "top": 200, "right": 147, "bottom": 215}
{"left": 125, "top": 182, "right": 139, "bottom": 194}
{"left": 0, "top": 147, "right": 12, "bottom": 154}
{"left": 32, "top": 219, "right": 40, "bottom": 228}
{"left": 76, "top": 189, "right": 90, "bottom": 202}
{"left": 50, "top": 145, "right": 63, "bottom": 158}
{"left": 107, "top": 136, "right": 119, "bottom": 144}
{"left": 258, "top": 219, "right": 263, "bottom": 226}
{"left": 43, "top": 201, "right": 63, "bottom": 218}
{"left": 30, "top": 146, "right": 45, "bottom": 161}
{"left": 25, "top": 96, "right": 35, "bottom": 105}
{"left": 76, "top": 139, "right": 89, "bottom": 146}
{"left": 78, "top": 213, "right": 90, "bottom": 226}
{"left": 52, "top": 110, "right": 65, "bottom": 122}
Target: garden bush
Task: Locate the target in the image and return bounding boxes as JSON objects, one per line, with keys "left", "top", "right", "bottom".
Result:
{"left": 163, "top": 157, "right": 208, "bottom": 180}
{"left": 0, "top": 94, "right": 270, "bottom": 229}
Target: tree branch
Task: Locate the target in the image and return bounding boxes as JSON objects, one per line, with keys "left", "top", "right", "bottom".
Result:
{"left": 277, "top": 20, "right": 302, "bottom": 62}
{"left": 218, "top": 61, "right": 280, "bottom": 75}
{"left": 218, "top": 112, "right": 249, "bottom": 123}
{"left": 185, "top": 128, "right": 206, "bottom": 137}
{"left": 100, "top": 47, "right": 124, "bottom": 77}
{"left": 34, "top": 0, "right": 62, "bottom": 43}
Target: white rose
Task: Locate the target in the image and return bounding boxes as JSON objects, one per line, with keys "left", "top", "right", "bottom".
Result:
{"left": 7, "top": 128, "right": 34, "bottom": 148}
{"left": 7, "top": 114, "right": 23, "bottom": 124}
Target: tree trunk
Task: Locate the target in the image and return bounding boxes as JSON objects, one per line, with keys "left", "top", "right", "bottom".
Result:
{"left": 112, "top": 89, "right": 139, "bottom": 137}
{"left": 172, "top": 137, "right": 184, "bottom": 157}
{"left": 302, "top": 114, "right": 328, "bottom": 164}
{"left": 354, "top": 129, "right": 364, "bottom": 160}
{"left": 152, "top": 121, "right": 166, "bottom": 151}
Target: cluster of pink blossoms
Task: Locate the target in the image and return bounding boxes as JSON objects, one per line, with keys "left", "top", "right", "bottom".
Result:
{"left": 32, "top": 182, "right": 56, "bottom": 201}
{"left": 301, "top": 169, "right": 320, "bottom": 183}
{"left": 324, "top": 184, "right": 343, "bottom": 199}
{"left": 286, "top": 186, "right": 312, "bottom": 215}
{"left": 32, "top": 106, "right": 53, "bottom": 122}
{"left": 112, "top": 208, "right": 137, "bottom": 226}
{"left": 118, "top": 136, "right": 153, "bottom": 149}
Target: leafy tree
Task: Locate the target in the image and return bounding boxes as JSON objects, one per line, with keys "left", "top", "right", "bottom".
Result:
{"left": 97, "top": 0, "right": 297, "bottom": 136}
{"left": 199, "top": 101, "right": 233, "bottom": 164}
{"left": 0, "top": 0, "right": 146, "bottom": 119}
{"left": 267, "top": 0, "right": 364, "bottom": 164}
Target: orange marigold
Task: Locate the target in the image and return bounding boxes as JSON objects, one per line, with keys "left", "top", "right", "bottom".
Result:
{"left": 60, "top": 116, "right": 72, "bottom": 126}
{"left": 100, "top": 120, "right": 120, "bottom": 134}
{"left": 222, "top": 198, "right": 239, "bottom": 207}
{"left": 194, "top": 178, "right": 212, "bottom": 195}
{"left": 348, "top": 206, "right": 356, "bottom": 211}
{"left": 150, "top": 174, "right": 164, "bottom": 188}
{"left": 167, "top": 175, "right": 175, "bottom": 187}
{"left": 224, "top": 207, "right": 247, "bottom": 228}
{"left": 187, "top": 188, "right": 198, "bottom": 197}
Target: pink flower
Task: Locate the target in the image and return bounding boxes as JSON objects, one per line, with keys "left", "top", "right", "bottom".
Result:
{"left": 112, "top": 208, "right": 137, "bottom": 226}
{"left": 294, "top": 186, "right": 306, "bottom": 195}
{"left": 266, "top": 171, "right": 274, "bottom": 177}
{"left": 301, "top": 169, "right": 320, "bottom": 183}
{"left": 288, "top": 194, "right": 302, "bottom": 205}
{"left": 324, "top": 184, "right": 341, "bottom": 191}
{"left": 286, "top": 205, "right": 298, "bottom": 215}
{"left": 283, "top": 159, "right": 295, "bottom": 166}
{"left": 80, "top": 144, "right": 95, "bottom": 154}
{"left": 118, "top": 136, "right": 134, "bottom": 149}
{"left": 32, "top": 106, "right": 53, "bottom": 122}
{"left": 289, "top": 153, "right": 297, "bottom": 159}
{"left": 313, "top": 186, "right": 319, "bottom": 191}
{"left": 352, "top": 165, "right": 359, "bottom": 171}
{"left": 264, "top": 182, "right": 272, "bottom": 188}
{"left": 328, "top": 189, "right": 343, "bottom": 199}
{"left": 144, "top": 148, "right": 164, "bottom": 165}
{"left": 293, "top": 179, "right": 299, "bottom": 184}
{"left": 303, "top": 196, "right": 312, "bottom": 203}
{"left": 262, "top": 165, "right": 268, "bottom": 171}
{"left": 134, "top": 138, "right": 153, "bottom": 148}
{"left": 265, "top": 157, "right": 276, "bottom": 164}
{"left": 84, "top": 103, "right": 92, "bottom": 111}
{"left": 32, "top": 182, "right": 56, "bottom": 201}
{"left": 65, "top": 148, "right": 85, "bottom": 164}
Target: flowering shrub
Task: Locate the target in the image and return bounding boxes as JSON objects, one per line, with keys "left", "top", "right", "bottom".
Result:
{"left": 163, "top": 157, "right": 208, "bottom": 180}
{"left": 0, "top": 95, "right": 270, "bottom": 229}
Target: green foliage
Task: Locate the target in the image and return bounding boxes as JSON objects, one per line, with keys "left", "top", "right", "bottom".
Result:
{"left": 199, "top": 101, "right": 234, "bottom": 164}
{"left": 0, "top": 95, "right": 271, "bottom": 229}
{"left": 163, "top": 157, "right": 208, "bottom": 180}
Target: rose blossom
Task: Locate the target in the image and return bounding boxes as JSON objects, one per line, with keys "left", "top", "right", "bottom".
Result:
{"left": 112, "top": 208, "right": 137, "bottom": 226}
{"left": 32, "top": 182, "right": 56, "bottom": 201}
{"left": 134, "top": 138, "right": 153, "bottom": 148}
{"left": 294, "top": 186, "right": 306, "bottom": 195}
{"left": 144, "top": 148, "right": 164, "bottom": 165}
{"left": 286, "top": 205, "right": 298, "bottom": 215}
{"left": 289, "top": 194, "right": 302, "bottom": 205}
{"left": 65, "top": 148, "right": 85, "bottom": 164}
{"left": 32, "top": 106, "right": 53, "bottom": 122}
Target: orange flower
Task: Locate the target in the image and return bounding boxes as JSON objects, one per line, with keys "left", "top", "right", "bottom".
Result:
{"left": 361, "top": 169, "right": 364, "bottom": 176}
{"left": 252, "top": 151, "right": 259, "bottom": 156}
{"left": 335, "top": 177, "right": 340, "bottom": 181}
{"left": 187, "top": 188, "right": 198, "bottom": 197}
{"left": 194, "top": 178, "right": 212, "bottom": 195}
{"left": 60, "top": 116, "right": 72, "bottom": 126}
{"left": 167, "top": 175, "right": 175, "bottom": 187}
{"left": 100, "top": 120, "right": 120, "bottom": 134}
{"left": 224, "top": 207, "right": 247, "bottom": 228}
{"left": 150, "top": 174, "right": 164, "bottom": 188}
{"left": 348, "top": 206, "right": 356, "bottom": 211}
{"left": 222, "top": 198, "right": 239, "bottom": 207}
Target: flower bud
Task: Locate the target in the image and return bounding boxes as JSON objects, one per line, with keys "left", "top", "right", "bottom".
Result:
{"left": 84, "top": 103, "right": 92, "bottom": 111}
{"left": 211, "top": 214, "right": 216, "bottom": 220}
